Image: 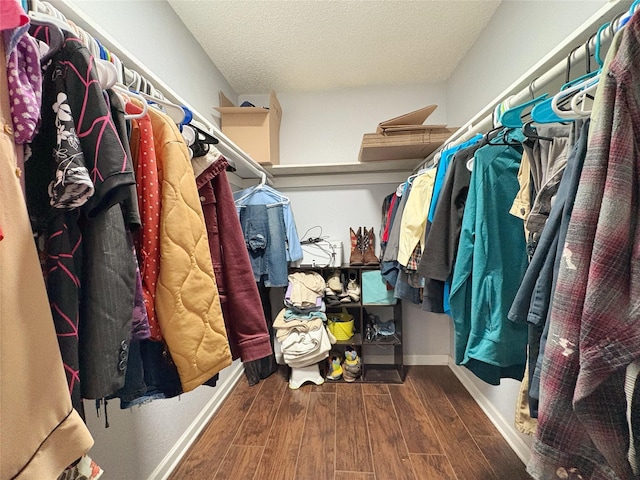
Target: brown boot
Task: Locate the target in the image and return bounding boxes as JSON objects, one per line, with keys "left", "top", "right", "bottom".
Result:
{"left": 362, "top": 227, "right": 379, "bottom": 265}
{"left": 349, "top": 227, "right": 364, "bottom": 266}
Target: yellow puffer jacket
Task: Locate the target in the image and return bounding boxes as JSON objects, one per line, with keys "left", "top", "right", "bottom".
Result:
{"left": 147, "top": 107, "right": 232, "bottom": 391}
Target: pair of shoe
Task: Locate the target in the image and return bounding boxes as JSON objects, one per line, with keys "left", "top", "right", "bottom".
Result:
{"left": 326, "top": 346, "right": 362, "bottom": 382}
{"left": 365, "top": 314, "right": 397, "bottom": 343}
{"left": 349, "top": 227, "right": 379, "bottom": 266}
{"left": 325, "top": 271, "right": 360, "bottom": 304}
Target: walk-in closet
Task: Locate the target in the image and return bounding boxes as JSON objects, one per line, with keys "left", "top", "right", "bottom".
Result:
{"left": 2, "top": 1, "right": 639, "bottom": 479}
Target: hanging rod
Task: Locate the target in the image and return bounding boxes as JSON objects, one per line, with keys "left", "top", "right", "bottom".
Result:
{"left": 41, "top": 0, "right": 271, "bottom": 184}
{"left": 417, "top": 0, "right": 634, "bottom": 170}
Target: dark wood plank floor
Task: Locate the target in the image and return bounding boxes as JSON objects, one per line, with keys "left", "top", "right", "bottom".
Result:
{"left": 168, "top": 366, "right": 531, "bottom": 480}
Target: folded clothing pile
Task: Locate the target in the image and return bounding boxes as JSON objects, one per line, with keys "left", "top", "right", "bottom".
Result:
{"left": 275, "top": 271, "right": 335, "bottom": 368}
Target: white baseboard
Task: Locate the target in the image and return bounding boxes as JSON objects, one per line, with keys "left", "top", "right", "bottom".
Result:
{"left": 149, "top": 362, "right": 245, "bottom": 480}
{"left": 447, "top": 358, "right": 531, "bottom": 464}
{"left": 404, "top": 354, "right": 450, "bottom": 365}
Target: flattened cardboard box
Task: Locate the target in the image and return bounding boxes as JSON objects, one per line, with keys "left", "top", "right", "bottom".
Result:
{"left": 214, "top": 91, "right": 282, "bottom": 165}
{"left": 376, "top": 104, "right": 438, "bottom": 134}
{"left": 359, "top": 128, "right": 457, "bottom": 162}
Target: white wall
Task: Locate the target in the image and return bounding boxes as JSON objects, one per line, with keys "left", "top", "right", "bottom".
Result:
{"left": 241, "top": 82, "right": 448, "bottom": 165}
{"left": 446, "top": 0, "right": 609, "bottom": 126}
{"left": 53, "top": 2, "right": 245, "bottom": 479}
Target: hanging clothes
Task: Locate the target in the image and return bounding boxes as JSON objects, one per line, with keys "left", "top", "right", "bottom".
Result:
{"left": 240, "top": 203, "right": 289, "bottom": 287}
{"left": 194, "top": 147, "right": 273, "bottom": 364}
{"left": 528, "top": 16, "right": 640, "bottom": 479}
{"left": 449, "top": 129, "right": 529, "bottom": 385}
{"left": 0, "top": 18, "right": 93, "bottom": 478}
{"left": 126, "top": 99, "right": 162, "bottom": 341}
{"left": 145, "top": 106, "right": 232, "bottom": 392}
{"left": 381, "top": 181, "right": 411, "bottom": 290}
{"left": 379, "top": 191, "right": 398, "bottom": 260}
{"left": 27, "top": 27, "right": 139, "bottom": 414}
{"left": 396, "top": 167, "right": 436, "bottom": 267}
{"left": 521, "top": 124, "right": 572, "bottom": 256}
{"left": 509, "top": 120, "right": 589, "bottom": 418}
{"left": 234, "top": 184, "right": 304, "bottom": 265}
{"left": 426, "top": 134, "right": 484, "bottom": 225}
{"left": 419, "top": 139, "right": 486, "bottom": 314}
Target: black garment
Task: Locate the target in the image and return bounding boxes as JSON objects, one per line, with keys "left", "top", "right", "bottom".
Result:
{"left": 243, "top": 282, "right": 278, "bottom": 386}
{"left": 27, "top": 30, "right": 138, "bottom": 415}
{"left": 106, "top": 89, "right": 141, "bottom": 228}
{"left": 79, "top": 203, "right": 135, "bottom": 400}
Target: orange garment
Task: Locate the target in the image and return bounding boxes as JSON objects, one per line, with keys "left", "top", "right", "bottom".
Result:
{"left": 127, "top": 100, "right": 162, "bottom": 340}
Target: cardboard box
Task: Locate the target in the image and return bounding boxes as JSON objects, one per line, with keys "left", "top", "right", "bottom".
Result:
{"left": 214, "top": 91, "right": 282, "bottom": 165}
{"left": 359, "top": 128, "right": 457, "bottom": 162}
{"left": 375, "top": 104, "right": 439, "bottom": 134}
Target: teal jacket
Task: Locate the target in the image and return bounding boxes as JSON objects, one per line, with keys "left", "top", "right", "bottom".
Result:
{"left": 449, "top": 129, "right": 528, "bottom": 385}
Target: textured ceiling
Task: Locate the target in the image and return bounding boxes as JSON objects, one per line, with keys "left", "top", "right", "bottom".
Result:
{"left": 167, "top": 0, "right": 502, "bottom": 94}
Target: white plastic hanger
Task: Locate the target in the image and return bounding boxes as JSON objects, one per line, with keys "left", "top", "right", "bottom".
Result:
{"left": 29, "top": 0, "right": 74, "bottom": 34}
{"left": 234, "top": 172, "right": 290, "bottom": 206}
{"left": 550, "top": 74, "right": 599, "bottom": 119}
{"left": 112, "top": 84, "right": 148, "bottom": 120}
{"left": 570, "top": 82, "right": 598, "bottom": 117}
{"left": 139, "top": 91, "right": 186, "bottom": 125}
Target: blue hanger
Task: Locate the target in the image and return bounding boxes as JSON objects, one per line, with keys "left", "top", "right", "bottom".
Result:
{"left": 179, "top": 106, "right": 193, "bottom": 131}
{"left": 500, "top": 94, "right": 548, "bottom": 128}
{"left": 618, "top": 0, "right": 640, "bottom": 30}
{"left": 594, "top": 22, "right": 609, "bottom": 69}
{"left": 531, "top": 53, "right": 599, "bottom": 125}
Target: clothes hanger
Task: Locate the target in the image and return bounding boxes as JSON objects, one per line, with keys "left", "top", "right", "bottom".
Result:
{"left": 569, "top": 21, "right": 608, "bottom": 118}
{"left": 531, "top": 43, "right": 598, "bottom": 124}
{"left": 234, "top": 172, "right": 268, "bottom": 205}
{"left": 499, "top": 78, "right": 549, "bottom": 128}
{"left": 183, "top": 122, "right": 219, "bottom": 146}
{"left": 112, "top": 84, "right": 148, "bottom": 120}
{"left": 111, "top": 53, "right": 124, "bottom": 85}
{"left": 406, "top": 165, "right": 432, "bottom": 184}
{"left": 617, "top": 0, "right": 640, "bottom": 30}
{"left": 550, "top": 32, "right": 601, "bottom": 120}
{"left": 139, "top": 91, "right": 186, "bottom": 125}
{"left": 550, "top": 74, "right": 598, "bottom": 119}
{"left": 486, "top": 127, "right": 523, "bottom": 147}
{"left": 28, "top": 0, "right": 74, "bottom": 35}
{"left": 522, "top": 121, "right": 554, "bottom": 142}
{"left": 28, "top": 19, "right": 64, "bottom": 63}
{"left": 234, "top": 173, "right": 290, "bottom": 206}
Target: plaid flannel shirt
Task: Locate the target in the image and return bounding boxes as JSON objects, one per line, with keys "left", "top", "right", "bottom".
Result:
{"left": 528, "top": 17, "right": 640, "bottom": 480}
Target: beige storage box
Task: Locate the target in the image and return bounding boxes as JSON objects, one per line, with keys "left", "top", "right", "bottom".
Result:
{"left": 215, "top": 91, "right": 282, "bottom": 165}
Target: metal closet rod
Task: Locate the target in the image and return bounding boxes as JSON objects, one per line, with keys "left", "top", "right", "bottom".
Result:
{"left": 39, "top": 0, "right": 271, "bottom": 184}
{"left": 418, "top": 2, "right": 634, "bottom": 170}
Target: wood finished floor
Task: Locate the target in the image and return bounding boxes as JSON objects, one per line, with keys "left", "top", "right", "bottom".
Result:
{"left": 168, "top": 366, "right": 531, "bottom": 480}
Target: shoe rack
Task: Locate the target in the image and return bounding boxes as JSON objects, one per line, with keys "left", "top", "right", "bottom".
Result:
{"left": 288, "top": 265, "right": 405, "bottom": 383}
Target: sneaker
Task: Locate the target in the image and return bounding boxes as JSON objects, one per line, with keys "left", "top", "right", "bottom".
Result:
{"left": 342, "top": 346, "right": 362, "bottom": 382}
{"left": 327, "top": 354, "right": 343, "bottom": 380}
{"left": 346, "top": 270, "right": 361, "bottom": 302}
